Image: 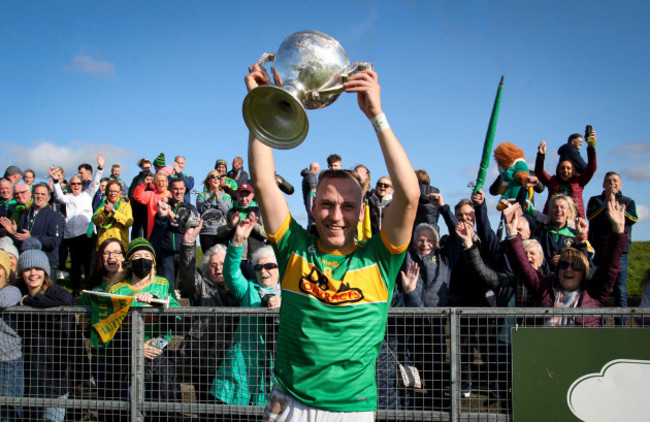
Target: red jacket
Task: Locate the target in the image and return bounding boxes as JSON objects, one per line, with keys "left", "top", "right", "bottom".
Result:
{"left": 133, "top": 182, "right": 171, "bottom": 238}
{"left": 535, "top": 146, "right": 596, "bottom": 219}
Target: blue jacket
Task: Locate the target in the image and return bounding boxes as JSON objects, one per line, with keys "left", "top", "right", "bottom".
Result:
{"left": 17, "top": 205, "right": 64, "bottom": 267}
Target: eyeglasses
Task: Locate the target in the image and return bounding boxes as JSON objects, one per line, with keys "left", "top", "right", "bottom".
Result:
{"left": 69, "top": 182, "right": 82, "bottom": 186}
{"left": 254, "top": 263, "right": 278, "bottom": 272}
{"left": 377, "top": 183, "right": 392, "bottom": 189}
{"left": 557, "top": 260, "right": 584, "bottom": 272}
{"left": 209, "top": 174, "right": 220, "bottom": 179}
{"left": 102, "top": 251, "right": 123, "bottom": 258}
{"left": 14, "top": 190, "right": 28, "bottom": 195}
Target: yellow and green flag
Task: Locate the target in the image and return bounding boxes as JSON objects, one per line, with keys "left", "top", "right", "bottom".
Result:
{"left": 83, "top": 290, "right": 134, "bottom": 347}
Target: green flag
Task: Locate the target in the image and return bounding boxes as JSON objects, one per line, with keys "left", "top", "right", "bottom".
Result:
{"left": 83, "top": 290, "right": 134, "bottom": 347}
{"left": 473, "top": 76, "right": 504, "bottom": 194}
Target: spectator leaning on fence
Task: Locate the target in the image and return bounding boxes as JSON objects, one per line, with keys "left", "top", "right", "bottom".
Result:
{"left": 16, "top": 244, "right": 74, "bottom": 422}
{"left": 504, "top": 201, "right": 628, "bottom": 327}
{"left": 0, "top": 250, "right": 24, "bottom": 422}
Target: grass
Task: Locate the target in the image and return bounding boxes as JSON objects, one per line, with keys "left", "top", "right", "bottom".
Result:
{"left": 627, "top": 241, "right": 649, "bottom": 297}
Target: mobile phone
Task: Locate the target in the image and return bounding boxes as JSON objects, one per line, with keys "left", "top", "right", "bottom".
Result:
{"left": 585, "top": 125, "right": 593, "bottom": 138}
{"left": 151, "top": 335, "right": 168, "bottom": 350}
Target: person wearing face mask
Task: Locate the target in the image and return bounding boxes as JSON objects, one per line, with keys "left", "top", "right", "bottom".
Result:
{"left": 50, "top": 154, "right": 105, "bottom": 296}
{"left": 92, "top": 180, "right": 133, "bottom": 252}
{"left": 535, "top": 132, "right": 597, "bottom": 220}
{"left": 106, "top": 237, "right": 182, "bottom": 421}
{"left": 209, "top": 213, "right": 280, "bottom": 417}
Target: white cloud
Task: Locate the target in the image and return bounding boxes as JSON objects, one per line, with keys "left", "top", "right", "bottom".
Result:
{"left": 0, "top": 139, "right": 136, "bottom": 181}
{"left": 637, "top": 204, "right": 650, "bottom": 223}
{"left": 610, "top": 142, "right": 650, "bottom": 162}
{"left": 64, "top": 54, "right": 116, "bottom": 78}
{"left": 622, "top": 164, "right": 650, "bottom": 181}
{"left": 567, "top": 359, "right": 650, "bottom": 421}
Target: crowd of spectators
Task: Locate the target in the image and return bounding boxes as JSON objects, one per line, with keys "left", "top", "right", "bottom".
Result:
{"left": 0, "top": 125, "right": 643, "bottom": 419}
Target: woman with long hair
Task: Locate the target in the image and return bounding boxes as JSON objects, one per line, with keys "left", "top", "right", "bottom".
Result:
{"left": 15, "top": 244, "right": 74, "bottom": 421}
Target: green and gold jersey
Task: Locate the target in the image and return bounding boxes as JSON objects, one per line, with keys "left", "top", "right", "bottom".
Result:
{"left": 268, "top": 214, "right": 407, "bottom": 412}
{"left": 108, "top": 276, "right": 180, "bottom": 341}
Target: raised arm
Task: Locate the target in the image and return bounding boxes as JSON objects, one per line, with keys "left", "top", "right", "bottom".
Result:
{"left": 344, "top": 70, "right": 419, "bottom": 247}
{"left": 246, "top": 65, "right": 290, "bottom": 235}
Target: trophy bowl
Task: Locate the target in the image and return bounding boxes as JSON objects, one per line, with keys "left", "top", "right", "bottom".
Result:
{"left": 243, "top": 30, "right": 372, "bottom": 149}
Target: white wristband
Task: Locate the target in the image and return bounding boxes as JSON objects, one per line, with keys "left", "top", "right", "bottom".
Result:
{"left": 371, "top": 113, "right": 390, "bottom": 132}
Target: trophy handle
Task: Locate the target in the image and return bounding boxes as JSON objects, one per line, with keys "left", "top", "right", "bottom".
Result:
{"left": 256, "top": 52, "right": 276, "bottom": 66}
{"left": 307, "top": 61, "right": 374, "bottom": 100}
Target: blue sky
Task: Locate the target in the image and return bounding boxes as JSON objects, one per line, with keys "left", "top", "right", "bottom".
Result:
{"left": 1, "top": 1, "right": 649, "bottom": 240}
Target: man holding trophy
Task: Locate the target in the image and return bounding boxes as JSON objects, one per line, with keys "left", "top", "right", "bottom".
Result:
{"left": 244, "top": 31, "right": 419, "bottom": 422}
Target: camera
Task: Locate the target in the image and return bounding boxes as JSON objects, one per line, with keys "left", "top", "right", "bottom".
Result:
{"left": 172, "top": 207, "right": 200, "bottom": 229}
{"left": 585, "top": 125, "right": 593, "bottom": 139}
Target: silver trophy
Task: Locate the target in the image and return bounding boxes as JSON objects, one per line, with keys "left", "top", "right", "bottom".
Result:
{"left": 242, "top": 30, "right": 372, "bottom": 149}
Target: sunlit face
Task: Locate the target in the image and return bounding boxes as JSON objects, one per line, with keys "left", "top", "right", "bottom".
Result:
{"left": 232, "top": 158, "right": 242, "bottom": 170}
{"left": 329, "top": 160, "right": 342, "bottom": 170}
{"left": 216, "top": 164, "right": 227, "bottom": 176}
{"left": 32, "top": 186, "right": 51, "bottom": 210}
{"left": 0, "top": 180, "right": 13, "bottom": 201}
{"left": 7, "top": 174, "right": 20, "bottom": 185}
{"left": 254, "top": 256, "right": 279, "bottom": 288}
{"left": 312, "top": 176, "right": 363, "bottom": 251}
{"left": 102, "top": 242, "right": 125, "bottom": 274}
{"left": 141, "top": 164, "right": 152, "bottom": 175}
{"left": 517, "top": 218, "right": 531, "bottom": 240}
{"left": 524, "top": 245, "right": 543, "bottom": 270}
{"left": 111, "top": 166, "right": 121, "bottom": 178}
{"left": 174, "top": 157, "right": 186, "bottom": 172}
{"left": 106, "top": 183, "right": 122, "bottom": 204}
{"left": 171, "top": 181, "right": 186, "bottom": 202}
{"left": 558, "top": 160, "right": 574, "bottom": 181}
{"left": 13, "top": 184, "right": 32, "bottom": 205}
{"left": 154, "top": 175, "right": 168, "bottom": 193}
{"left": 68, "top": 177, "right": 83, "bottom": 195}
{"left": 375, "top": 178, "right": 392, "bottom": 199}
{"left": 557, "top": 259, "right": 585, "bottom": 291}
{"left": 99, "top": 181, "right": 107, "bottom": 194}
{"left": 209, "top": 252, "right": 226, "bottom": 285}
{"left": 23, "top": 171, "right": 35, "bottom": 186}
{"left": 355, "top": 166, "right": 369, "bottom": 184}
{"left": 78, "top": 167, "right": 92, "bottom": 182}
{"left": 238, "top": 191, "right": 253, "bottom": 207}
{"left": 22, "top": 267, "right": 45, "bottom": 295}
{"left": 570, "top": 136, "right": 583, "bottom": 149}
{"left": 550, "top": 198, "right": 570, "bottom": 227}
{"left": 415, "top": 230, "right": 437, "bottom": 256}
{"left": 603, "top": 174, "right": 622, "bottom": 194}
{"left": 455, "top": 204, "right": 475, "bottom": 226}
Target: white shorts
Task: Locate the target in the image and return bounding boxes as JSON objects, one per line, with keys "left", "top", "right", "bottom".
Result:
{"left": 262, "top": 386, "right": 375, "bottom": 422}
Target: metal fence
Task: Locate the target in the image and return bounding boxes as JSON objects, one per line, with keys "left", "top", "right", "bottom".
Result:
{"left": 0, "top": 306, "right": 647, "bottom": 421}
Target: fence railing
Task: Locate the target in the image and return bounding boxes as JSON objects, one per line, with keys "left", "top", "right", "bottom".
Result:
{"left": 0, "top": 306, "right": 647, "bottom": 421}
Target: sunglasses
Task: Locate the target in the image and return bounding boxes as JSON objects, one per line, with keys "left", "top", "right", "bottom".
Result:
{"left": 377, "top": 183, "right": 392, "bottom": 189}
{"left": 69, "top": 182, "right": 82, "bottom": 186}
{"left": 557, "top": 260, "right": 585, "bottom": 272}
{"left": 209, "top": 174, "right": 220, "bottom": 179}
{"left": 254, "top": 262, "right": 278, "bottom": 272}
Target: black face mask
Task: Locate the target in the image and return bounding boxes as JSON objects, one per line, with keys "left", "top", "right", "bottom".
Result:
{"left": 130, "top": 258, "right": 154, "bottom": 279}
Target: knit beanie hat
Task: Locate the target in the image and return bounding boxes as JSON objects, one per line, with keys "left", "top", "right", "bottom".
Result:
{"left": 153, "top": 153, "right": 166, "bottom": 168}
{"left": 0, "top": 237, "right": 19, "bottom": 261}
{"left": 0, "top": 251, "right": 10, "bottom": 278}
{"left": 126, "top": 238, "right": 157, "bottom": 265}
{"left": 214, "top": 159, "right": 228, "bottom": 170}
{"left": 17, "top": 247, "right": 51, "bottom": 278}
